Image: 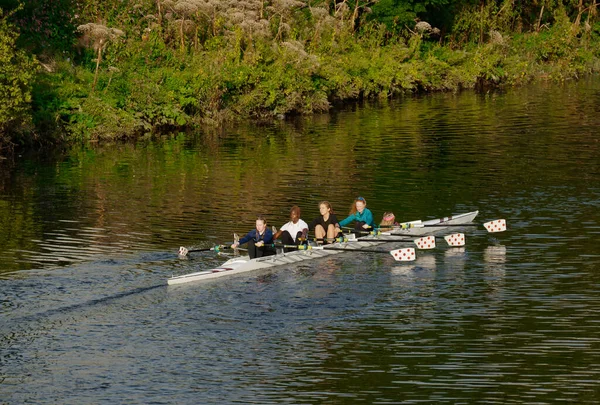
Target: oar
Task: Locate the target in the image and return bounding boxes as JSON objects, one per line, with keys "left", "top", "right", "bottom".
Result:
{"left": 342, "top": 227, "right": 428, "bottom": 239}
{"left": 178, "top": 245, "right": 226, "bottom": 256}
{"left": 354, "top": 235, "right": 434, "bottom": 248}
{"left": 356, "top": 234, "right": 416, "bottom": 242}
{"left": 178, "top": 244, "right": 246, "bottom": 256}
{"left": 342, "top": 226, "right": 376, "bottom": 234}
{"left": 297, "top": 235, "right": 358, "bottom": 243}
{"left": 363, "top": 234, "right": 468, "bottom": 248}
{"left": 270, "top": 243, "right": 417, "bottom": 262}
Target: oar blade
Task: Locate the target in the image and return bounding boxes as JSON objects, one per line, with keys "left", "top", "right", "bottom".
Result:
{"left": 444, "top": 233, "right": 466, "bottom": 247}
{"left": 414, "top": 236, "right": 436, "bottom": 250}
{"left": 178, "top": 246, "right": 189, "bottom": 256}
{"left": 483, "top": 219, "right": 507, "bottom": 233}
{"left": 390, "top": 247, "right": 416, "bottom": 261}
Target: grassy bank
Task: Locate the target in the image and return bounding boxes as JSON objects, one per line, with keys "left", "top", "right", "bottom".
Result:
{"left": 1, "top": 1, "right": 599, "bottom": 149}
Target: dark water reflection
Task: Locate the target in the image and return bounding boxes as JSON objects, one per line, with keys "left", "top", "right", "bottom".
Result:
{"left": 1, "top": 78, "right": 600, "bottom": 404}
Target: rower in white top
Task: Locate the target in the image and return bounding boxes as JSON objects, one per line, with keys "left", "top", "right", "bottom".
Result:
{"left": 273, "top": 205, "right": 309, "bottom": 252}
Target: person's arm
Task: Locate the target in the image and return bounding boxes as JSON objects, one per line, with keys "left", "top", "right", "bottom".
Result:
{"left": 330, "top": 214, "right": 342, "bottom": 233}
{"left": 300, "top": 220, "right": 309, "bottom": 240}
{"left": 338, "top": 214, "right": 354, "bottom": 228}
{"left": 273, "top": 223, "right": 285, "bottom": 240}
{"left": 232, "top": 230, "right": 253, "bottom": 248}
{"left": 363, "top": 209, "right": 375, "bottom": 228}
{"left": 273, "top": 222, "right": 287, "bottom": 240}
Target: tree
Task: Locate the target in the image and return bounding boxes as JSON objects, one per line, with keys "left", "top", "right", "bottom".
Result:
{"left": 6, "top": 0, "right": 78, "bottom": 54}
{"left": 0, "top": 7, "right": 38, "bottom": 142}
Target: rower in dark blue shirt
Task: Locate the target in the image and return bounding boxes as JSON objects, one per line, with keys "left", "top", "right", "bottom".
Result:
{"left": 231, "top": 215, "right": 276, "bottom": 259}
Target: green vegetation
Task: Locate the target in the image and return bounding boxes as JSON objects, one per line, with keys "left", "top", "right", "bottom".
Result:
{"left": 1, "top": 0, "right": 599, "bottom": 149}
{"left": 0, "top": 6, "right": 38, "bottom": 149}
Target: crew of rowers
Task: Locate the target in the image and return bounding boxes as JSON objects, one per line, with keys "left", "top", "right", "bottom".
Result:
{"left": 231, "top": 197, "right": 398, "bottom": 259}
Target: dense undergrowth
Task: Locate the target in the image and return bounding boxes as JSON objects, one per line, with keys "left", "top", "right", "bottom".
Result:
{"left": 1, "top": 0, "right": 599, "bottom": 151}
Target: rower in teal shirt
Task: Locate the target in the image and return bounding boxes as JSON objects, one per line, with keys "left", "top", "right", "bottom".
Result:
{"left": 339, "top": 196, "right": 375, "bottom": 231}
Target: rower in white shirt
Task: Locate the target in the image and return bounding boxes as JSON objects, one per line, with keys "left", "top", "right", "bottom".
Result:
{"left": 273, "top": 205, "right": 309, "bottom": 252}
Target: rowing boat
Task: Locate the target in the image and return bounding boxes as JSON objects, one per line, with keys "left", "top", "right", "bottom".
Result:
{"left": 167, "top": 210, "right": 479, "bottom": 285}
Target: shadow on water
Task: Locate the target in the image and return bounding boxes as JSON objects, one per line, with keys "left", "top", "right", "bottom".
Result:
{"left": 6, "top": 284, "right": 165, "bottom": 327}
{"left": 1, "top": 275, "right": 168, "bottom": 356}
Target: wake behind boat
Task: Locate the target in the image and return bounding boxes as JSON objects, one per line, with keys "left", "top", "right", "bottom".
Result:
{"left": 167, "top": 210, "right": 490, "bottom": 286}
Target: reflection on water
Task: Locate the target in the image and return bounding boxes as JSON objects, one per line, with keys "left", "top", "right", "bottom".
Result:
{"left": 392, "top": 254, "right": 437, "bottom": 274}
{"left": 444, "top": 247, "right": 467, "bottom": 273}
{"left": 483, "top": 245, "right": 507, "bottom": 302}
{"left": 2, "top": 79, "right": 600, "bottom": 404}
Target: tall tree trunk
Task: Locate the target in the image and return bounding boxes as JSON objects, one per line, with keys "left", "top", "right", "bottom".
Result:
{"left": 180, "top": 18, "right": 185, "bottom": 52}
{"left": 574, "top": 0, "right": 584, "bottom": 26}
{"left": 275, "top": 16, "right": 283, "bottom": 41}
{"left": 212, "top": 9, "right": 217, "bottom": 37}
{"left": 572, "top": 0, "right": 584, "bottom": 36}
{"left": 479, "top": 2, "right": 484, "bottom": 44}
{"left": 156, "top": 0, "right": 162, "bottom": 25}
{"left": 352, "top": 0, "right": 359, "bottom": 33}
{"left": 92, "top": 42, "right": 103, "bottom": 93}
{"left": 536, "top": 5, "right": 544, "bottom": 32}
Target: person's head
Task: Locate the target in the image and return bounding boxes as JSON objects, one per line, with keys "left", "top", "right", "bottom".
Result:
{"left": 350, "top": 196, "right": 367, "bottom": 214}
{"left": 319, "top": 201, "right": 333, "bottom": 216}
{"left": 255, "top": 215, "right": 267, "bottom": 232}
{"left": 289, "top": 206, "right": 301, "bottom": 223}
{"left": 380, "top": 212, "right": 395, "bottom": 226}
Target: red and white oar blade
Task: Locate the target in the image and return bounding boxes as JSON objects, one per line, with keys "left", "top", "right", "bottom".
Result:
{"left": 414, "top": 236, "right": 436, "bottom": 249}
{"left": 390, "top": 247, "right": 416, "bottom": 261}
{"left": 444, "top": 233, "right": 466, "bottom": 247}
{"left": 483, "top": 219, "right": 507, "bottom": 233}
{"left": 178, "top": 246, "right": 189, "bottom": 256}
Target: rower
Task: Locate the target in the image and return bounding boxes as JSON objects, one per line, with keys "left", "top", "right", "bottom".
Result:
{"left": 231, "top": 215, "right": 276, "bottom": 259}
{"left": 309, "top": 201, "right": 342, "bottom": 245}
{"left": 273, "top": 206, "right": 309, "bottom": 252}
{"left": 379, "top": 212, "right": 398, "bottom": 232}
{"left": 338, "top": 196, "right": 375, "bottom": 232}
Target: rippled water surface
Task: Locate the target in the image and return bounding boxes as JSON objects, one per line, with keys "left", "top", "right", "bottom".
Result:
{"left": 1, "top": 79, "right": 600, "bottom": 404}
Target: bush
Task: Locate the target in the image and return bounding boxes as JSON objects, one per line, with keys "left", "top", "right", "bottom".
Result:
{"left": 0, "top": 7, "right": 38, "bottom": 146}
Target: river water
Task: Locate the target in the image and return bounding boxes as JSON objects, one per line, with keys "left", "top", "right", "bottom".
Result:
{"left": 1, "top": 78, "right": 600, "bottom": 404}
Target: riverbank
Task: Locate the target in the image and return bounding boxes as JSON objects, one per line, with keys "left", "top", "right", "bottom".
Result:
{"left": 1, "top": 2, "right": 599, "bottom": 151}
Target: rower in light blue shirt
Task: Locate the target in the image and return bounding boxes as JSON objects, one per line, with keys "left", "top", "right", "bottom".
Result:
{"left": 338, "top": 196, "right": 375, "bottom": 231}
